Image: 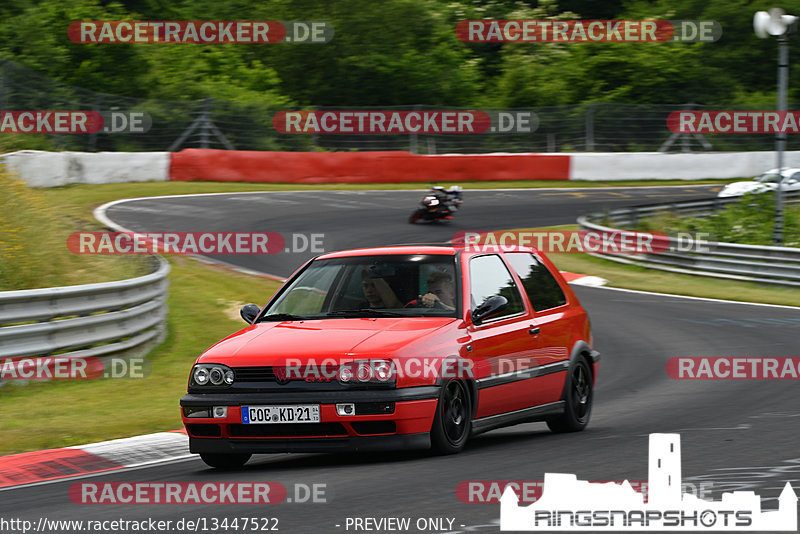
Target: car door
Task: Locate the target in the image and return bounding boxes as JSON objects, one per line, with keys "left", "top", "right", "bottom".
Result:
{"left": 786, "top": 171, "right": 800, "bottom": 191}
{"left": 504, "top": 252, "right": 573, "bottom": 406}
{"left": 466, "top": 253, "right": 540, "bottom": 418}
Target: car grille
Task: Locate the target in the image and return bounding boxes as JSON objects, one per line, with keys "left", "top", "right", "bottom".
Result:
{"left": 186, "top": 424, "right": 222, "bottom": 437}
{"left": 232, "top": 366, "right": 337, "bottom": 383}
{"left": 233, "top": 366, "right": 277, "bottom": 382}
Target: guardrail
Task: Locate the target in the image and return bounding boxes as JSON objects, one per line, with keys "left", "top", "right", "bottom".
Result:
{"left": 578, "top": 191, "right": 800, "bottom": 287}
{"left": 0, "top": 256, "right": 170, "bottom": 365}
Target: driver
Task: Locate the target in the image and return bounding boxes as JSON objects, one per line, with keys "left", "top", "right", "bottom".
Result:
{"left": 411, "top": 271, "right": 456, "bottom": 311}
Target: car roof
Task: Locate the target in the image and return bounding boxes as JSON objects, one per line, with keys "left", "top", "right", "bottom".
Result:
{"left": 316, "top": 243, "right": 541, "bottom": 260}
{"left": 318, "top": 245, "right": 457, "bottom": 259}
{"left": 762, "top": 168, "right": 800, "bottom": 176}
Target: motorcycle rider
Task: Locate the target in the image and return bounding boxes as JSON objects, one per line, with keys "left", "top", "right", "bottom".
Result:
{"left": 431, "top": 185, "right": 462, "bottom": 214}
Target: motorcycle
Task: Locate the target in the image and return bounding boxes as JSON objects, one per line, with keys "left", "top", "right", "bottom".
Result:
{"left": 408, "top": 186, "right": 463, "bottom": 224}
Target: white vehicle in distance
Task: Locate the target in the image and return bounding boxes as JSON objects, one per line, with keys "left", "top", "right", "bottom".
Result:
{"left": 717, "top": 168, "right": 800, "bottom": 198}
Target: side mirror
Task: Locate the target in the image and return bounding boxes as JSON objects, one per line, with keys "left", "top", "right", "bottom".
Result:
{"left": 240, "top": 303, "right": 261, "bottom": 324}
{"left": 471, "top": 295, "right": 508, "bottom": 325}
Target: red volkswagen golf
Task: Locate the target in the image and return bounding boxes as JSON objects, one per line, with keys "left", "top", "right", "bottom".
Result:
{"left": 181, "top": 244, "right": 598, "bottom": 468}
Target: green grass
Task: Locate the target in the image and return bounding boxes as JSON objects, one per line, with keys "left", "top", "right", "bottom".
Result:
{"left": 634, "top": 193, "right": 800, "bottom": 248}
{"left": 0, "top": 171, "right": 146, "bottom": 290}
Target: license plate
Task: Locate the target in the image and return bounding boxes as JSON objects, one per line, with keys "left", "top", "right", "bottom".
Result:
{"left": 241, "top": 405, "right": 320, "bottom": 424}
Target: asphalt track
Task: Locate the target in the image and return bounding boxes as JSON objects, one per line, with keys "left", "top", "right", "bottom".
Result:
{"left": 100, "top": 186, "right": 725, "bottom": 279}
{"left": 4, "top": 185, "right": 800, "bottom": 534}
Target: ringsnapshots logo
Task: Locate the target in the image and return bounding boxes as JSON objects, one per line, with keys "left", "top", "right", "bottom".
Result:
{"left": 500, "top": 434, "right": 798, "bottom": 531}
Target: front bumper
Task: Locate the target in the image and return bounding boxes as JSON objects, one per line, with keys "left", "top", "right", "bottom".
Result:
{"left": 189, "top": 433, "right": 431, "bottom": 454}
{"left": 181, "top": 386, "right": 439, "bottom": 454}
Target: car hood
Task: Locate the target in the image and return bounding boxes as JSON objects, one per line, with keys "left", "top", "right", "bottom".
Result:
{"left": 198, "top": 318, "right": 458, "bottom": 366}
{"left": 718, "top": 181, "right": 774, "bottom": 197}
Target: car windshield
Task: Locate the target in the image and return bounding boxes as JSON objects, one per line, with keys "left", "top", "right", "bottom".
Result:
{"left": 260, "top": 254, "right": 459, "bottom": 320}
{"left": 756, "top": 173, "right": 782, "bottom": 184}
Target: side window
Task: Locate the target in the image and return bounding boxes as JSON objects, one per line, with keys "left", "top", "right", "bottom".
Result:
{"left": 505, "top": 253, "right": 567, "bottom": 311}
{"left": 469, "top": 254, "right": 524, "bottom": 319}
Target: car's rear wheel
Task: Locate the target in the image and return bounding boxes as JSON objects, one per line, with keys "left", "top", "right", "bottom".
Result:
{"left": 199, "top": 453, "right": 252, "bottom": 469}
{"left": 431, "top": 380, "right": 471, "bottom": 454}
{"left": 547, "top": 358, "right": 592, "bottom": 433}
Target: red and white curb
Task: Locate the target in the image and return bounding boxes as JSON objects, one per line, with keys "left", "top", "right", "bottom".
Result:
{"left": 560, "top": 271, "right": 608, "bottom": 287}
{"left": 0, "top": 430, "right": 192, "bottom": 490}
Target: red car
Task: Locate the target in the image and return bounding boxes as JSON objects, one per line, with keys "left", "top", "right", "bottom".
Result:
{"left": 180, "top": 244, "right": 598, "bottom": 468}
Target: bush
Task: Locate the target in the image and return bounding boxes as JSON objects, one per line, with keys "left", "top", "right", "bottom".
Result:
{"left": 635, "top": 193, "right": 800, "bottom": 247}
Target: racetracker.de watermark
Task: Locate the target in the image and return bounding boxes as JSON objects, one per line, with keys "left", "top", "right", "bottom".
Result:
{"left": 259, "top": 356, "right": 568, "bottom": 383}
{"left": 451, "top": 230, "right": 712, "bottom": 254}
{"left": 456, "top": 20, "right": 721, "bottom": 43}
{"left": 457, "top": 481, "right": 714, "bottom": 504}
{"left": 70, "top": 482, "right": 286, "bottom": 504}
{"left": 0, "top": 356, "right": 149, "bottom": 380}
{"left": 273, "top": 110, "right": 538, "bottom": 134}
{"left": 667, "top": 357, "right": 800, "bottom": 380}
{"left": 68, "top": 21, "right": 333, "bottom": 43}
{"left": 668, "top": 111, "right": 800, "bottom": 134}
{"left": 0, "top": 111, "right": 151, "bottom": 134}
{"left": 67, "top": 232, "right": 325, "bottom": 255}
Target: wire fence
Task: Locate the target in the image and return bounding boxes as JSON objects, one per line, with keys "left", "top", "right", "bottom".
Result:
{"left": 2, "top": 57, "right": 798, "bottom": 154}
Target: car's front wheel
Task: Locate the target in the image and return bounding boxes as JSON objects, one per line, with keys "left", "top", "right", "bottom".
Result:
{"left": 547, "top": 358, "right": 593, "bottom": 433}
{"left": 430, "top": 380, "right": 472, "bottom": 454}
{"left": 408, "top": 209, "right": 426, "bottom": 224}
{"left": 199, "top": 453, "right": 252, "bottom": 469}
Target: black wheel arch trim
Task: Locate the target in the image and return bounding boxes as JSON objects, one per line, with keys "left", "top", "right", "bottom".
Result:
{"left": 559, "top": 340, "right": 597, "bottom": 401}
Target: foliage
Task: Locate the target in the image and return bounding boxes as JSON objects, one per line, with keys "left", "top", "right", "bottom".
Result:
{"left": 1, "top": 0, "right": 797, "bottom": 109}
{"left": 636, "top": 193, "right": 800, "bottom": 247}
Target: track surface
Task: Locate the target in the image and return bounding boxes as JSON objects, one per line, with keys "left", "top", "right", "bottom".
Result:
{"left": 102, "top": 186, "right": 721, "bottom": 278}
{"left": 4, "top": 185, "right": 800, "bottom": 534}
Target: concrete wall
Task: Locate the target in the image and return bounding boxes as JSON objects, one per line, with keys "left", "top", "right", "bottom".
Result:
{"left": 4, "top": 149, "right": 799, "bottom": 186}
{"left": 1, "top": 150, "right": 170, "bottom": 187}
{"left": 569, "top": 151, "right": 800, "bottom": 180}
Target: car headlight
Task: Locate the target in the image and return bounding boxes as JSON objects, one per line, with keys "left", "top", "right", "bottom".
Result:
{"left": 191, "top": 364, "right": 235, "bottom": 387}
{"left": 337, "top": 359, "right": 395, "bottom": 386}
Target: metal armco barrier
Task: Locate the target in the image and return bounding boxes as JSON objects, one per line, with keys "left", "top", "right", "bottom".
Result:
{"left": 578, "top": 191, "right": 800, "bottom": 287}
{"left": 0, "top": 257, "right": 170, "bottom": 362}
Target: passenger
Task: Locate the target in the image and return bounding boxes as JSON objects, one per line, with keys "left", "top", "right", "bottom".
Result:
{"left": 361, "top": 269, "right": 403, "bottom": 308}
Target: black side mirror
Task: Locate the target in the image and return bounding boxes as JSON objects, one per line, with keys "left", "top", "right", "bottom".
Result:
{"left": 240, "top": 303, "right": 261, "bottom": 324}
{"left": 471, "top": 295, "right": 508, "bottom": 325}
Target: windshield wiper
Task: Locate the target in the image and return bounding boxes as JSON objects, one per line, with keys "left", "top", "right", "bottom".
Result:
{"left": 325, "top": 309, "right": 406, "bottom": 317}
{"left": 260, "top": 313, "right": 306, "bottom": 322}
